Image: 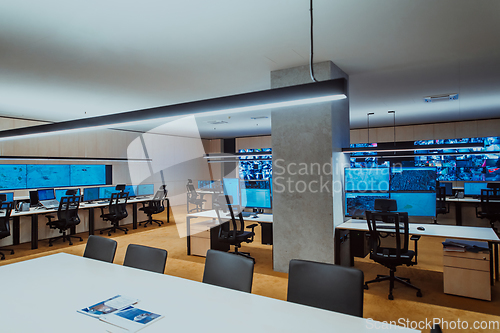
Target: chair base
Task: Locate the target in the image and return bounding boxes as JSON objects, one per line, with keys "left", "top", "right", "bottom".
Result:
{"left": 230, "top": 246, "right": 255, "bottom": 263}
{"left": 48, "top": 233, "right": 83, "bottom": 247}
{"left": 0, "top": 248, "right": 15, "bottom": 260}
{"left": 100, "top": 223, "right": 128, "bottom": 236}
{"left": 364, "top": 269, "right": 422, "bottom": 300}
{"left": 139, "top": 218, "right": 164, "bottom": 227}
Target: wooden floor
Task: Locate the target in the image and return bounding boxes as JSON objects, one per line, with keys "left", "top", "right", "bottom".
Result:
{"left": 1, "top": 205, "right": 500, "bottom": 332}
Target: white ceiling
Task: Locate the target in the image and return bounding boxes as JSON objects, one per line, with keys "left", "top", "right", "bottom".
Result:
{"left": 1, "top": 0, "right": 500, "bottom": 139}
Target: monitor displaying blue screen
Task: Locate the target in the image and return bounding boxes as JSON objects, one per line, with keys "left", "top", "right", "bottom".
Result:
{"left": 345, "top": 168, "right": 390, "bottom": 192}
{"left": 55, "top": 188, "right": 81, "bottom": 202}
{"left": 0, "top": 165, "right": 27, "bottom": 190}
{"left": 137, "top": 184, "right": 155, "bottom": 196}
{"left": 198, "top": 180, "right": 214, "bottom": 190}
{"left": 463, "top": 182, "right": 488, "bottom": 196}
{"left": 70, "top": 165, "right": 107, "bottom": 186}
{"left": 345, "top": 193, "right": 390, "bottom": 217}
{"left": 27, "top": 165, "right": 71, "bottom": 188}
{"left": 124, "top": 185, "right": 137, "bottom": 197}
{"left": 0, "top": 192, "right": 14, "bottom": 202}
{"left": 241, "top": 188, "right": 272, "bottom": 209}
{"left": 38, "top": 189, "right": 55, "bottom": 201}
{"left": 223, "top": 178, "right": 240, "bottom": 206}
{"left": 83, "top": 187, "right": 100, "bottom": 202}
{"left": 390, "top": 167, "right": 436, "bottom": 192}
{"left": 99, "top": 186, "right": 119, "bottom": 200}
{"left": 390, "top": 192, "right": 436, "bottom": 217}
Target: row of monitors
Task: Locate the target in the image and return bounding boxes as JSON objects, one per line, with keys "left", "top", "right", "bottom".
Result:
{"left": 437, "top": 182, "right": 499, "bottom": 197}
{"left": 34, "top": 184, "right": 155, "bottom": 202}
{"left": 346, "top": 192, "right": 436, "bottom": 218}
{"left": 0, "top": 164, "right": 111, "bottom": 190}
{"left": 222, "top": 178, "right": 272, "bottom": 209}
{"left": 345, "top": 167, "right": 436, "bottom": 192}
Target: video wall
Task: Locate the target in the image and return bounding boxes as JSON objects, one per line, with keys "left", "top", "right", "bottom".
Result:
{"left": 238, "top": 148, "right": 272, "bottom": 180}
{"left": 350, "top": 136, "right": 500, "bottom": 182}
{"left": 344, "top": 167, "right": 436, "bottom": 218}
{"left": 0, "top": 164, "right": 111, "bottom": 190}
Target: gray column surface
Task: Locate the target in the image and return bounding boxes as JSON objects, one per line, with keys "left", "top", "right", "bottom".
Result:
{"left": 271, "top": 61, "right": 349, "bottom": 272}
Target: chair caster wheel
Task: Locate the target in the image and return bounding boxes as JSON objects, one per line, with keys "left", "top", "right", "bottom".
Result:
{"left": 69, "top": 242, "right": 73, "bottom": 246}
{"left": 125, "top": 231, "right": 128, "bottom": 234}
{"left": 364, "top": 285, "right": 368, "bottom": 290}
{"left": 416, "top": 291, "right": 422, "bottom": 297}
{"left": 1, "top": 257, "right": 4, "bottom": 260}
{"left": 388, "top": 294, "right": 394, "bottom": 300}
{"left": 49, "top": 243, "right": 53, "bottom": 247}
{"left": 79, "top": 238, "right": 83, "bottom": 241}
{"left": 108, "top": 233, "right": 111, "bottom": 236}
{"left": 10, "top": 250, "right": 14, "bottom": 254}
{"left": 100, "top": 231, "right": 103, "bottom": 234}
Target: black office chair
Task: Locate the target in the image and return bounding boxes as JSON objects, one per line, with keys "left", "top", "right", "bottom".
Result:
{"left": 0, "top": 198, "right": 15, "bottom": 260}
{"left": 139, "top": 189, "right": 167, "bottom": 227}
{"left": 364, "top": 199, "right": 422, "bottom": 300}
{"left": 202, "top": 249, "right": 254, "bottom": 293}
{"left": 435, "top": 186, "right": 449, "bottom": 223}
{"left": 83, "top": 235, "right": 118, "bottom": 263}
{"left": 287, "top": 259, "right": 364, "bottom": 317}
{"left": 214, "top": 195, "right": 258, "bottom": 262}
{"left": 186, "top": 179, "right": 206, "bottom": 213}
{"left": 123, "top": 244, "right": 168, "bottom": 274}
{"left": 46, "top": 194, "right": 83, "bottom": 246}
{"left": 100, "top": 191, "right": 129, "bottom": 236}
{"left": 476, "top": 188, "right": 500, "bottom": 232}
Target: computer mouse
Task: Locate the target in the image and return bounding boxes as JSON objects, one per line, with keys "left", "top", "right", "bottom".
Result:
{"left": 417, "top": 226, "right": 425, "bottom": 231}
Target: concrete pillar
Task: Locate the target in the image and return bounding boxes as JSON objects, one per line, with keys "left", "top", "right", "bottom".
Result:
{"left": 271, "top": 61, "right": 349, "bottom": 272}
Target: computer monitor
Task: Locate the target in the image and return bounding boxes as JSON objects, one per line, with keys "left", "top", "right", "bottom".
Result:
{"left": 440, "top": 182, "right": 453, "bottom": 196}
{"left": 98, "top": 186, "right": 119, "bottom": 200}
{"left": 83, "top": 187, "right": 100, "bottom": 202}
{"left": 0, "top": 192, "right": 14, "bottom": 203}
{"left": 345, "top": 193, "right": 390, "bottom": 217}
{"left": 37, "top": 189, "right": 55, "bottom": 201}
{"left": 241, "top": 187, "right": 272, "bottom": 209}
{"left": 390, "top": 167, "right": 436, "bottom": 192}
{"left": 222, "top": 178, "right": 240, "bottom": 206}
{"left": 463, "top": 182, "right": 488, "bottom": 197}
{"left": 344, "top": 168, "right": 390, "bottom": 192}
{"left": 389, "top": 192, "right": 436, "bottom": 217}
{"left": 124, "top": 185, "right": 137, "bottom": 197}
{"left": 55, "top": 188, "right": 80, "bottom": 202}
{"left": 198, "top": 180, "right": 214, "bottom": 190}
{"left": 137, "top": 184, "right": 155, "bottom": 197}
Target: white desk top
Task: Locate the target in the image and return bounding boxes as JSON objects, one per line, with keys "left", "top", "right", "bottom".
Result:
{"left": 188, "top": 209, "right": 273, "bottom": 223}
{"left": 338, "top": 219, "right": 500, "bottom": 242}
{"left": 0, "top": 253, "right": 417, "bottom": 333}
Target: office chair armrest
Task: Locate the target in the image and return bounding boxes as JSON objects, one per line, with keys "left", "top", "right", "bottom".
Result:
{"left": 45, "top": 215, "right": 56, "bottom": 227}
{"left": 410, "top": 235, "right": 421, "bottom": 264}
{"left": 246, "top": 223, "right": 258, "bottom": 232}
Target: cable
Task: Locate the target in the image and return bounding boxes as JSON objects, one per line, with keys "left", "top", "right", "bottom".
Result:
{"left": 309, "top": 0, "right": 318, "bottom": 82}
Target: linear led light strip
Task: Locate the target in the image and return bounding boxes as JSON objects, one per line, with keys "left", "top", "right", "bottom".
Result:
{"left": 343, "top": 145, "right": 484, "bottom": 153}
{"left": 0, "top": 79, "right": 347, "bottom": 141}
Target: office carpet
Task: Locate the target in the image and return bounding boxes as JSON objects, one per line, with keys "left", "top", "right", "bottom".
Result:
{"left": 1, "top": 206, "right": 499, "bottom": 332}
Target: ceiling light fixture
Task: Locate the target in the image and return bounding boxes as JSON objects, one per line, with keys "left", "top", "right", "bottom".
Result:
{"left": 423, "top": 94, "right": 459, "bottom": 103}
{"left": 0, "top": 79, "right": 346, "bottom": 141}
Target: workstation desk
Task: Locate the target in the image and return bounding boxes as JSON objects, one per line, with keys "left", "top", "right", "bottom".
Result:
{"left": 335, "top": 219, "right": 500, "bottom": 285}
{"left": 186, "top": 210, "right": 273, "bottom": 256}
{"left": 10, "top": 196, "right": 169, "bottom": 249}
{"left": 0, "top": 253, "right": 418, "bottom": 333}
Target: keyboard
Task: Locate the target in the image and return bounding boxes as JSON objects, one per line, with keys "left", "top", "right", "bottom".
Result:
{"left": 40, "top": 199, "right": 59, "bottom": 209}
{"left": 241, "top": 212, "right": 254, "bottom": 218}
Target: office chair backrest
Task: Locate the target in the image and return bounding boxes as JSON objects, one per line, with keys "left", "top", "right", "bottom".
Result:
{"left": 0, "top": 202, "right": 14, "bottom": 235}
{"left": 202, "top": 249, "right": 254, "bottom": 293}
{"left": 436, "top": 186, "right": 447, "bottom": 209}
{"left": 57, "top": 195, "right": 81, "bottom": 227}
{"left": 109, "top": 192, "right": 129, "bottom": 218}
{"left": 123, "top": 244, "right": 168, "bottom": 274}
{"left": 480, "top": 189, "right": 500, "bottom": 214}
{"left": 83, "top": 235, "right": 117, "bottom": 263}
{"left": 366, "top": 211, "right": 410, "bottom": 259}
{"left": 287, "top": 259, "right": 364, "bottom": 317}
{"left": 215, "top": 195, "right": 243, "bottom": 241}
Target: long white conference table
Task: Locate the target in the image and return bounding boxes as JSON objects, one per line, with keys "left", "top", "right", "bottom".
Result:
{"left": 9, "top": 196, "right": 168, "bottom": 249}
{"left": 0, "top": 253, "right": 418, "bottom": 332}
